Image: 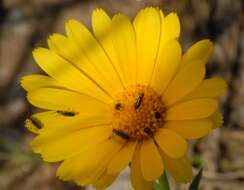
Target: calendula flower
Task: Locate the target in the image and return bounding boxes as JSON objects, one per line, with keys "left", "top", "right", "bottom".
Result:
{"left": 21, "top": 7, "right": 226, "bottom": 190}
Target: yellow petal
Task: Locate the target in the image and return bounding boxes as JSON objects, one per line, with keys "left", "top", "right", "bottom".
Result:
{"left": 57, "top": 139, "right": 116, "bottom": 180}
{"left": 208, "top": 110, "right": 223, "bottom": 129}
{"left": 48, "top": 33, "right": 79, "bottom": 63}
{"left": 94, "top": 171, "right": 118, "bottom": 190}
{"left": 48, "top": 33, "right": 119, "bottom": 98}
{"left": 29, "top": 109, "right": 112, "bottom": 134}
{"left": 184, "top": 77, "right": 227, "bottom": 100}
{"left": 181, "top": 39, "right": 213, "bottom": 66}
{"left": 163, "top": 60, "right": 205, "bottom": 106}
{"left": 164, "top": 119, "right": 212, "bottom": 139}
{"left": 133, "top": 7, "right": 161, "bottom": 85}
{"left": 151, "top": 39, "right": 181, "bottom": 94}
{"left": 162, "top": 154, "right": 193, "bottom": 183}
{"left": 111, "top": 13, "right": 137, "bottom": 85}
{"left": 27, "top": 87, "right": 111, "bottom": 112}
{"left": 92, "top": 8, "right": 111, "bottom": 39}
{"left": 92, "top": 9, "right": 125, "bottom": 89}
{"left": 140, "top": 138, "right": 164, "bottom": 181}
{"left": 155, "top": 128, "right": 187, "bottom": 158}
{"left": 131, "top": 143, "right": 154, "bottom": 190}
{"left": 48, "top": 37, "right": 113, "bottom": 100}
{"left": 166, "top": 99, "right": 217, "bottom": 120}
{"left": 65, "top": 19, "right": 123, "bottom": 95}
{"left": 47, "top": 34, "right": 99, "bottom": 80}
{"left": 77, "top": 166, "right": 107, "bottom": 187}
{"left": 74, "top": 138, "right": 124, "bottom": 186}
{"left": 25, "top": 118, "right": 41, "bottom": 134}
{"left": 160, "top": 12, "right": 180, "bottom": 46}
{"left": 107, "top": 141, "right": 137, "bottom": 174}
{"left": 33, "top": 48, "right": 111, "bottom": 102}
{"left": 32, "top": 125, "right": 112, "bottom": 162}
{"left": 20, "top": 74, "right": 61, "bottom": 92}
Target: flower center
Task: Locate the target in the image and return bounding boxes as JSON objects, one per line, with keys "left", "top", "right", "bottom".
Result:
{"left": 112, "top": 85, "right": 166, "bottom": 140}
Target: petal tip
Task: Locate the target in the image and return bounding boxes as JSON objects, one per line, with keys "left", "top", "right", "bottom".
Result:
{"left": 93, "top": 7, "right": 106, "bottom": 14}
{"left": 92, "top": 7, "right": 109, "bottom": 21}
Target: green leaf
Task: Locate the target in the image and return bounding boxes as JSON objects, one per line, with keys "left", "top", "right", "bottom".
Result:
{"left": 153, "top": 172, "right": 170, "bottom": 190}
{"left": 189, "top": 168, "right": 203, "bottom": 190}
{"left": 153, "top": 183, "right": 162, "bottom": 190}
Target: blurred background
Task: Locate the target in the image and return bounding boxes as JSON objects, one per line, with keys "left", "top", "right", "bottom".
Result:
{"left": 0, "top": 0, "right": 243, "bottom": 189}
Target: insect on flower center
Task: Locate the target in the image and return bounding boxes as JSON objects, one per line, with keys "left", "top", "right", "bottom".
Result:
{"left": 112, "top": 85, "right": 166, "bottom": 140}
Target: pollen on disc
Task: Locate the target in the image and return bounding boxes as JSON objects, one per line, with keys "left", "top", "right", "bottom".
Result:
{"left": 112, "top": 85, "right": 166, "bottom": 140}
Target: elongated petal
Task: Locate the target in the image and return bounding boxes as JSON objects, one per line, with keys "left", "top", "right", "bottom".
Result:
{"left": 162, "top": 154, "right": 193, "bottom": 183}
{"left": 166, "top": 99, "right": 217, "bottom": 120}
{"left": 28, "top": 109, "right": 112, "bottom": 134}
{"left": 107, "top": 141, "right": 137, "bottom": 174}
{"left": 57, "top": 139, "right": 116, "bottom": 180}
{"left": 131, "top": 143, "right": 154, "bottom": 190}
{"left": 94, "top": 172, "right": 118, "bottom": 190}
{"left": 92, "top": 9, "right": 125, "bottom": 88}
{"left": 25, "top": 118, "right": 41, "bottom": 134}
{"left": 155, "top": 128, "right": 187, "bottom": 158}
{"left": 48, "top": 34, "right": 119, "bottom": 96}
{"left": 164, "top": 119, "right": 212, "bottom": 139}
{"left": 33, "top": 48, "right": 111, "bottom": 102}
{"left": 151, "top": 39, "right": 181, "bottom": 94}
{"left": 184, "top": 77, "right": 227, "bottom": 100}
{"left": 65, "top": 20, "right": 122, "bottom": 95}
{"left": 163, "top": 60, "right": 205, "bottom": 106}
{"left": 32, "top": 125, "right": 112, "bottom": 162}
{"left": 21, "top": 75, "right": 61, "bottom": 92}
{"left": 140, "top": 138, "right": 164, "bottom": 181}
{"left": 111, "top": 13, "right": 137, "bottom": 85}
{"left": 74, "top": 138, "right": 124, "bottom": 186}
{"left": 208, "top": 110, "right": 223, "bottom": 129}
{"left": 48, "top": 33, "right": 80, "bottom": 63}
{"left": 133, "top": 7, "right": 161, "bottom": 85}
{"left": 160, "top": 12, "right": 180, "bottom": 46}
{"left": 27, "top": 88, "right": 111, "bottom": 112}
{"left": 92, "top": 8, "right": 111, "bottom": 39}
{"left": 181, "top": 39, "right": 213, "bottom": 66}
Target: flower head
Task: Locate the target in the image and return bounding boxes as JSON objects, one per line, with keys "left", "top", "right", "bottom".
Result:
{"left": 21, "top": 7, "right": 227, "bottom": 190}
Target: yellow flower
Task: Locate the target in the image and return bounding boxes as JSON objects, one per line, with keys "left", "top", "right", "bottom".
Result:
{"left": 21, "top": 7, "right": 226, "bottom": 190}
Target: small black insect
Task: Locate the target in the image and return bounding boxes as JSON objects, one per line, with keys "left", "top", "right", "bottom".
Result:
{"left": 144, "top": 127, "right": 153, "bottom": 136}
{"left": 115, "top": 103, "right": 122, "bottom": 110}
{"left": 29, "top": 116, "right": 43, "bottom": 129}
{"left": 134, "top": 93, "right": 144, "bottom": 109}
{"left": 155, "top": 112, "right": 161, "bottom": 119}
{"left": 57, "top": 110, "right": 77, "bottom": 117}
{"left": 112, "top": 129, "right": 130, "bottom": 140}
